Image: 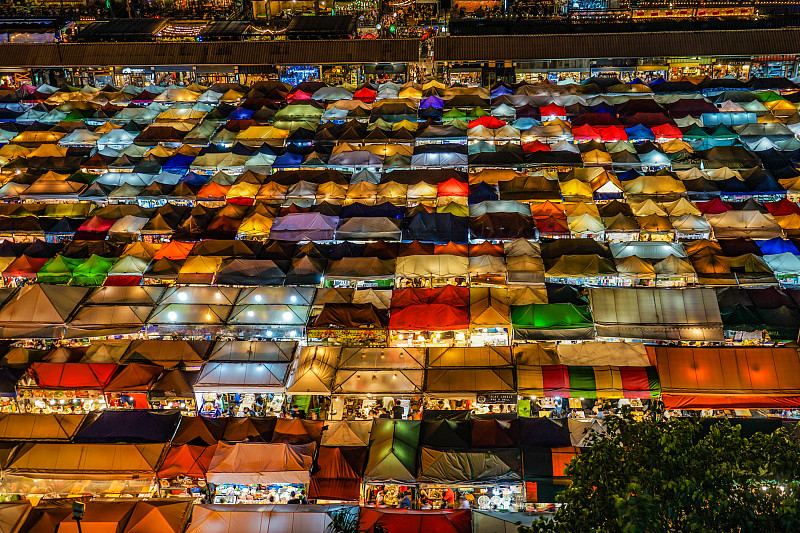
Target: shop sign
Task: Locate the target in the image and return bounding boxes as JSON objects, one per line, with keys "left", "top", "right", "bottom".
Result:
{"left": 478, "top": 393, "right": 516, "bottom": 404}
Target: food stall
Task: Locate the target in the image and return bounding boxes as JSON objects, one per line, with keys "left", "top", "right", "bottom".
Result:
{"left": 17, "top": 362, "right": 117, "bottom": 413}
{"left": 206, "top": 442, "right": 315, "bottom": 504}
{"left": 328, "top": 347, "right": 424, "bottom": 420}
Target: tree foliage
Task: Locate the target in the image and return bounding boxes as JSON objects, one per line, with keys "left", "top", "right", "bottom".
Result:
{"left": 522, "top": 411, "right": 800, "bottom": 533}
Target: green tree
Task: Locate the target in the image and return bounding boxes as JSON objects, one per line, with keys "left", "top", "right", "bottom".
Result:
{"left": 522, "top": 411, "right": 800, "bottom": 533}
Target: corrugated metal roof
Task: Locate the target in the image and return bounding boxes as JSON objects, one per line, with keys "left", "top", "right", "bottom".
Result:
{"left": 433, "top": 28, "right": 800, "bottom": 61}
{"left": 0, "top": 39, "right": 420, "bottom": 67}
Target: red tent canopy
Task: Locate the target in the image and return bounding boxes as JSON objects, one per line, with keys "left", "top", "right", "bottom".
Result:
{"left": 31, "top": 362, "right": 118, "bottom": 389}
{"left": 696, "top": 198, "right": 732, "bottom": 215}
{"left": 353, "top": 87, "right": 377, "bottom": 102}
{"left": 571, "top": 124, "right": 602, "bottom": 142}
{"left": 467, "top": 116, "right": 505, "bottom": 129}
{"left": 309, "top": 445, "right": 367, "bottom": 501}
{"left": 765, "top": 198, "right": 800, "bottom": 217}
{"left": 599, "top": 125, "right": 628, "bottom": 142}
{"left": 651, "top": 123, "right": 683, "bottom": 140}
{"left": 522, "top": 141, "right": 551, "bottom": 152}
{"left": 390, "top": 286, "right": 470, "bottom": 308}
{"left": 359, "top": 509, "right": 472, "bottom": 533}
{"left": 437, "top": 178, "right": 469, "bottom": 197}
{"left": 540, "top": 103, "right": 566, "bottom": 117}
{"left": 76, "top": 216, "right": 116, "bottom": 233}
{"left": 389, "top": 303, "right": 469, "bottom": 330}
{"left": 535, "top": 215, "right": 570, "bottom": 234}
{"left": 158, "top": 444, "right": 217, "bottom": 479}
{"left": 2, "top": 255, "right": 49, "bottom": 279}
{"left": 287, "top": 89, "right": 312, "bottom": 101}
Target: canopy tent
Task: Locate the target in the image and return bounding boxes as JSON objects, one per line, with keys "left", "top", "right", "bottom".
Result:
{"left": 518, "top": 364, "right": 660, "bottom": 399}
{"left": 588, "top": 288, "right": 724, "bottom": 341}
{"left": 0, "top": 502, "right": 31, "bottom": 533}
{"left": 363, "top": 419, "right": 421, "bottom": 483}
{"left": 157, "top": 444, "right": 217, "bottom": 479}
{"left": 417, "top": 447, "right": 520, "bottom": 484}
{"left": 650, "top": 345, "right": 800, "bottom": 408}
{"left": 510, "top": 304, "right": 594, "bottom": 340}
{"left": 309, "top": 445, "right": 367, "bottom": 500}
{"left": 0, "top": 413, "right": 86, "bottom": 441}
{"left": 1, "top": 442, "right": 166, "bottom": 495}
{"left": 185, "top": 504, "right": 341, "bottom": 533}
{"left": 320, "top": 420, "right": 373, "bottom": 447}
{"left": 206, "top": 442, "right": 315, "bottom": 485}
{"left": 358, "top": 508, "right": 472, "bottom": 533}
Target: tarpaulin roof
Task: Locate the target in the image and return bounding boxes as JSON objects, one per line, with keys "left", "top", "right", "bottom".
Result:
{"left": 418, "top": 447, "right": 520, "bottom": 484}
{"left": 588, "top": 288, "right": 724, "bottom": 341}
{"left": 321, "top": 420, "right": 373, "bottom": 447}
{"left": 510, "top": 304, "right": 594, "bottom": 341}
{"left": 30, "top": 362, "right": 118, "bottom": 389}
{"left": 358, "top": 508, "right": 472, "bottom": 533}
{"left": 0, "top": 413, "right": 86, "bottom": 441}
{"left": 309, "top": 445, "right": 367, "bottom": 500}
{"left": 650, "top": 345, "right": 800, "bottom": 408}
{"left": 3, "top": 442, "right": 166, "bottom": 480}
{"left": 364, "top": 419, "right": 421, "bottom": 483}
{"left": 518, "top": 365, "right": 660, "bottom": 399}
{"left": 74, "top": 410, "right": 181, "bottom": 443}
{"left": 206, "top": 442, "right": 315, "bottom": 485}
{"left": 185, "top": 504, "right": 340, "bottom": 533}
{"left": 157, "top": 444, "right": 216, "bottom": 479}
{"left": 123, "top": 500, "right": 193, "bottom": 533}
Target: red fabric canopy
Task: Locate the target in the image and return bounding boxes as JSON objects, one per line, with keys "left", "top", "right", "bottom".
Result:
{"left": 353, "top": 87, "right": 377, "bottom": 102}
{"left": 31, "top": 362, "right": 118, "bottom": 389}
{"left": 766, "top": 198, "right": 800, "bottom": 217}
{"left": 76, "top": 216, "right": 116, "bottom": 233}
{"left": 359, "top": 509, "right": 472, "bottom": 533}
{"left": 650, "top": 345, "right": 800, "bottom": 408}
{"left": 571, "top": 124, "right": 602, "bottom": 142}
{"left": 437, "top": 178, "right": 469, "bottom": 197}
{"left": 651, "top": 123, "right": 683, "bottom": 140}
{"left": 391, "top": 286, "right": 470, "bottom": 308}
{"left": 535, "top": 215, "right": 570, "bottom": 234}
{"left": 309, "top": 446, "right": 366, "bottom": 501}
{"left": 158, "top": 444, "right": 217, "bottom": 479}
{"left": 287, "top": 90, "right": 312, "bottom": 101}
{"left": 523, "top": 140, "right": 551, "bottom": 152}
{"left": 389, "top": 303, "right": 469, "bottom": 330}
{"left": 696, "top": 198, "right": 732, "bottom": 215}
{"left": 468, "top": 116, "right": 505, "bottom": 129}
{"left": 540, "top": 103, "right": 566, "bottom": 117}
{"left": 599, "top": 125, "right": 628, "bottom": 142}
{"left": 2, "top": 255, "right": 49, "bottom": 279}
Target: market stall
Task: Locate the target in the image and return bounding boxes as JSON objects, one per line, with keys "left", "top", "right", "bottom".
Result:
{"left": 206, "top": 442, "right": 315, "bottom": 504}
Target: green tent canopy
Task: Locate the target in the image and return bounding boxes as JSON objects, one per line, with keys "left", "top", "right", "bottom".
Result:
{"left": 511, "top": 304, "right": 594, "bottom": 341}
{"left": 37, "top": 255, "right": 82, "bottom": 285}
{"left": 71, "top": 254, "right": 117, "bottom": 286}
{"left": 363, "top": 419, "right": 421, "bottom": 484}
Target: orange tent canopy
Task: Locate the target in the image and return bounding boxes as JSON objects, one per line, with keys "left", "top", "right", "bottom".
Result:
{"left": 649, "top": 345, "right": 800, "bottom": 408}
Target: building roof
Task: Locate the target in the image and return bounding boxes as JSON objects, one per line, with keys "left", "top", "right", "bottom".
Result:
{"left": 285, "top": 15, "right": 356, "bottom": 39}
{"left": 76, "top": 19, "right": 171, "bottom": 42}
{"left": 433, "top": 28, "right": 800, "bottom": 61}
{"left": 0, "top": 39, "right": 420, "bottom": 67}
